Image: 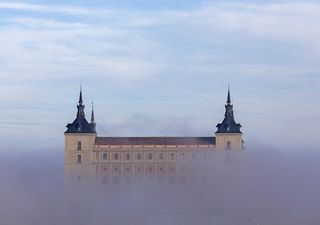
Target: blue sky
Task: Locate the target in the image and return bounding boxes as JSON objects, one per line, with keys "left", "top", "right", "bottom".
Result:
{"left": 0, "top": 0, "right": 319, "bottom": 150}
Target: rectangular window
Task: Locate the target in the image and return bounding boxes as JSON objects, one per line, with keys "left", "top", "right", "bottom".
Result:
{"left": 226, "top": 141, "right": 231, "bottom": 150}
{"left": 148, "top": 153, "right": 153, "bottom": 160}
{"left": 159, "top": 153, "right": 164, "bottom": 160}
{"left": 102, "top": 176, "right": 107, "bottom": 184}
{"left": 114, "top": 153, "right": 119, "bottom": 160}
{"left": 77, "top": 141, "right": 81, "bottom": 150}
{"left": 77, "top": 154, "right": 82, "bottom": 163}
{"left": 113, "top": 176, "right": 120, "bottom": 184}
{"left": 126, "top": 153, "right": 130, "bottom": 160}
{"left": 169, "top": 176, "right": 175, "bottom": 184}
{"left": 137, "top": 153, "right": 142, "bottom": 160}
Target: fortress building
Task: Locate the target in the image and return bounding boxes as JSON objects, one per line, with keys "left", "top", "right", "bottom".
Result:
{"left": 64, "top": 88, "right": 243, "bottom": 185}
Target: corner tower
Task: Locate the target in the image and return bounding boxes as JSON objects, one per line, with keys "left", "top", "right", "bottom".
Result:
{"left": 215, "top": 87, "right": 243, "bottom": 150}
{"left": 64, "top": 87, "right": 96, "bottom": 183}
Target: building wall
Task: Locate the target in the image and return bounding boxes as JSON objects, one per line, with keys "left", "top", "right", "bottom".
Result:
{"left": 64, "top": 133, "right": 96, "bottom": 184}
{"left": 215, "top": 133, "right": 243, "bottom": 150}
{"left": 65, "top": 135, "right": 243, "bottom": 186}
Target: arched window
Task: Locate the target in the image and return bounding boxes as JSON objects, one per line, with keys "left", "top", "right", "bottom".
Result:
{"left": 114, "top": 153, "right": 119, "bottom": 160}
{"left": 103, "top": 153, "right": 107, "bottom": 160}
{"left": 77, "top": 154, "right": 82, "bottom": 163}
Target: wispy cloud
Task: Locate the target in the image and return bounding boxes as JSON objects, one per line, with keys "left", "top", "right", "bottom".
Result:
{"left": 0, "top": 1, "right": 319, "bottom": 150}
{"left": 0, "top": 2, "right": 92, "bottom": 14}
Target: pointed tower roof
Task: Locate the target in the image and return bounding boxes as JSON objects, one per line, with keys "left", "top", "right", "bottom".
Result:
{"left": 65, "top": 87, "right": 96, "bottom": 134}
{"left": 227, "top": 84, "right": 231, "bottom": 105}
{"left": 91, "top": 102, "right": 96, "bottom": 125}
{"left": 79, "top": 85, "right": 83, "bottom": 104}
{"left": 216, "top": 86, "right": 242, "bottom": 133}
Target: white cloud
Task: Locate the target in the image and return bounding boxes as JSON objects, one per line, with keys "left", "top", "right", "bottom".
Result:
{"left": 0, "top": 2, "right": 92, "bottom": 14}
{"left": 1, "top": 1, "right": 320, "bottom": 150}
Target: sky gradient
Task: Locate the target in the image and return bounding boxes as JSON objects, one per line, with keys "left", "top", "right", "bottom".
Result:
{"left": 0, "top": 0, "right": 319, "bottom": 150}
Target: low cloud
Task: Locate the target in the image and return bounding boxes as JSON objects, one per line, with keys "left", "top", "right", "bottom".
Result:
{"left": 1, "top": 146, "right": 320, "bottom": 225}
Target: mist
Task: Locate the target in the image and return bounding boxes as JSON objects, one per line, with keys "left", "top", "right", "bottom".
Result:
{"left": 0, "top": 144, "right": 319, "bottom": 225}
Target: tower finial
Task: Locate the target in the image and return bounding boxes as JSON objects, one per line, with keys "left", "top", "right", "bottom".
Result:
{"left": 91, "top": 101, "right": 96, "bottom": 125}
{"left": 227, "top": 84, "right": 231, "bottom": 104}
{"left": 79, "top": 84, "right": 83, "bottom": 104}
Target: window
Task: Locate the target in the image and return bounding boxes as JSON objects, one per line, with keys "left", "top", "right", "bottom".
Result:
{"left": 159, "top": 176, "right": 165, "bottom": 184}
{"left": 114, "top": 153, "right": 119, "bottom": 160}
{"left": 170, "top": 153, "right": 175, "bottom": 160}
{"left": 126, "top": 153, "right": 130, "bottom": 160}
{"left": 226, "top": 141, "right": 231, "bottom": 150}
{"left": 77, "top": 154, "right": 82, "bottom": 163}
{"left": 77, "top": 141, "right": 81, "bottom": 150}
{"left": 159, "top": 153, "right": 164, "bottom": 160}
{"left": 103, "top": 153, "right": 107, "bottom": 160}
{"left": 137, "top": 153, "right": 142, "bottom": 160}
{"left": 148, "top": 153, "right": 153, "bottom": 160}
{"left": 203, "top": 153, "right": 207, "bottom": 159}
{"left": 113, "top": 176, "right": 120, "bottom": 184}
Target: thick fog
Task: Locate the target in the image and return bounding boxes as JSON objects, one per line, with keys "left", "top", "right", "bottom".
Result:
{"left": 0, "top": 145, "right": 319, "bottom": 225}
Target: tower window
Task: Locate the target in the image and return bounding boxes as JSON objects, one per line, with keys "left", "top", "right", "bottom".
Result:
{"left": 226, "top": 141, "right": 231, "bottom": 150}
{"left": 77, "top": 141, "right": 81, "bottom": 150}
{"left": 77, "top": 154, "right": 82, "bottom": 163}
{"left": 103, "top": 153, "right": 107, "bottom": 160}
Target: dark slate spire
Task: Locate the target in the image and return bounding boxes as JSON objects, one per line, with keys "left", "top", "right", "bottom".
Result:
{"left": 91, "top": 102, "right": 96, "bottom": 125}
{"left": 65, "top": 87, "right": 96, "bottom": 134}
{"left": 227, "top": 84, "right": 231, "bottom": 105}
{"left": 79, "top": 85, "right": 83, "bottom": 104}
{"left": 77, "top": 86, "right": 85, "bottom": 118}
{"left": 216, "top": 87, "right": 242, "bottom": 133}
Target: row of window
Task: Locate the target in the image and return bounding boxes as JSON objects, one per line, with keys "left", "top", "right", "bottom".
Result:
{"left": 101, "top": 152, "right": 175, "bottom": 161}
{"left": 77, "top": 152, "right": 207, "bottom": 164}
{"left": 76, "top": 174, "right": 207, "bottom": 185}
{"left": 100, "top": 152, "right": 204, "bottom": 161}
